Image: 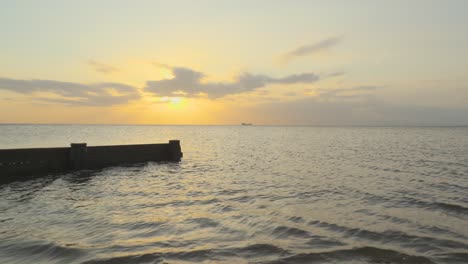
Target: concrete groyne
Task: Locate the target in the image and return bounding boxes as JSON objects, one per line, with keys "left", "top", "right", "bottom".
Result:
{"left": 0, "top": 140, "right": 182, "bottom": 183}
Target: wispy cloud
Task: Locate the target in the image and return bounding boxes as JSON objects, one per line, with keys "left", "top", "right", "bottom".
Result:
{"left": 0, "top": 78, "right": 140, "bottom": 106}
{"left": 145, "top": 66, "right": 320, "bottom": 98}
{"left": 87, "top": 60, "right": 119, "bottom": 74}
{"left": 317, "top": 86, "right": 378, "bottom": 99}
{"left": 327, "top": 71, "right": 346, "bottom": 78}
{"left": 255, "top": 86, "right": 468, "bottom": 126}
{"left": 282, "top": 36, "right": 341, "bottom": 63}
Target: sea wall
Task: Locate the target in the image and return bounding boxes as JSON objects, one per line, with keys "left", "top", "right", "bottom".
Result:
{"left": 0, "top": 140, "right": 182, "bottom": 183}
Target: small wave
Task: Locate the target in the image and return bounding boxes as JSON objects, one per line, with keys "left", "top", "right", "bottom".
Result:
{"left": 0, "top": 240, "right": 85, "bottom": 264}
{"left": 9, "top": 241, "right": 83, "bottom": 257}
{"left": 167, "top": 248, "right": 215, "bottom": 261}
{"left": 395, "top": 197, "right": 468, "bottom": 216}
{"left": 436, "top": 252, "right": 468, "bottom": 263}
{"left": 308, "top": 220, "right": 468, "bottom": 251}
{"left": 210, "top": 203, "right": 236, "bottom": 213}
{"left": 432, "top": 202, "right": 468, "bottom": 215}
{"left": 121, "top": 220, "right": 166, "bottom": 230}
{"left": 272, "top": 226, "right": 311, "bottom": 238}
{"left": 198, "top": 198, "right": 221, "bottom": 205}
{"left": 84, "top": 245, "right": 436, "bottom": 264}
{"left": 148, "top": 197, "right": 221, "bottom": 208}
{"left": 288, "top": 216, "right": 305, "bottom": 223}
{"left": 420, "top": 225, "right": 468, "bottom": 241}
{"left": 305, "top": 237, "right": 347, "bottom": 248}
{"left": 432, "top": 181, "right": 468, "bottom": 191}
{"left": 216, "top": 189, "right": 244, "bottom": 196}
{"left": 269, "top": 246, "right": 435, "bottom": 264}
{"left": 229, "top": 195, "right": 255, "bottom": 203}
{"left": 83, "top": 244, "right": 288, "bottom": 263}
{"left": 167, "top": 243, "right": 288, "bottom": 261}
{"left": 184, "top": 217, "right": 219, "bottom": 228}
{"left": 376, "top": 214, "right": 468, "bottom": 240}
{"left": 235, "top": 244, "right": 288, "bottom": 259}
{"left": 377, "top": 214, "right": 413, "bottom": 224}
{"left": 83, "top": 253, "right": 164, "bottom": 264}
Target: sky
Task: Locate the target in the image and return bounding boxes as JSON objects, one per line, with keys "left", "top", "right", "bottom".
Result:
{"left": 0, "top": 0, "right": 467, "bottom": 125}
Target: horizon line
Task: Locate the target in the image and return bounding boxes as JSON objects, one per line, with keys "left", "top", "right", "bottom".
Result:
{"left": 0, "top": 123, "right": 467, "bottom": 128}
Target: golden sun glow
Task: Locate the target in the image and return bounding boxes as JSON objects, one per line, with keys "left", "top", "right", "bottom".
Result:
{"left": 160, "top": 97, "right": 185, "bottom": 108}
{"left": 169, "top": 97, "right": 183, "bottom": 106}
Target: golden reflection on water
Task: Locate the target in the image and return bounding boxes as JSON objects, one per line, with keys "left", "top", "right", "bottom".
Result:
{"left": 0, "top": 126, "right": 467, "bottom": 263}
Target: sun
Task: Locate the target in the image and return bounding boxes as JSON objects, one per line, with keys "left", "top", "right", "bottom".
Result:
{"left": 169, "top": 97, "right": 183, "bottom": 105}
{"left": 161, "top": 97, "right": 185, "bottom": 108}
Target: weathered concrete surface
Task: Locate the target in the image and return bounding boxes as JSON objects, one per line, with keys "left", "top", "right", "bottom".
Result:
{"left": 0, "top": 140, "right": 182, "bottom": 183}
{"left": 70, "top": 143, "right": 87, "bottom": 170}
{"left": 0, "top": 147, "right": 70, "bottom": 179}
{"left": 168, "top": 140, "right": 183, "bottom": 162}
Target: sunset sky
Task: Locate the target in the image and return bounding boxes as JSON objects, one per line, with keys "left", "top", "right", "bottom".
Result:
{"left": 1, "top": 0, "right": 467, "bottom": 125}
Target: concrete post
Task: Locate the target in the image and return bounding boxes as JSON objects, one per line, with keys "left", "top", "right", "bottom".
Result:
{"left": 168, "top": 140, "right": 183, "bottom": 162}
{"left": 70, "top": 143, "right": 87, "bottom": 169}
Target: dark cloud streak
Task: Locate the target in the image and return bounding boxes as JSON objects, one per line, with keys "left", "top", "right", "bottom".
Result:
{"left": 0, "top": 78, "right": 140, "bottom": 106}
{"left": 87, "top": 60, "right": 119, "bottom": 74}
{"left": 145, "top": 67, "right": 320, "bottom": 98}
{"left": 282, "top": 36, "right": 341, "bottom": 63}
{"left": 317, "top": 86, "right": 378, "bottom": 98}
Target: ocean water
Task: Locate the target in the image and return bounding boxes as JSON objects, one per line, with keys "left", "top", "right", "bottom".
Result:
{"left": 0, "top": 125, "right": 467, "bottom": 264}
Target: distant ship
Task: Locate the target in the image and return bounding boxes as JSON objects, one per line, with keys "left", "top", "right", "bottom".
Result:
{"left": 241, "top": 123, "right": 253, "bottom": 126}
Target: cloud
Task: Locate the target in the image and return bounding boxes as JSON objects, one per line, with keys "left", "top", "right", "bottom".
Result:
{"left": 0, "top": 78, "right": 140, "bottom": 106}
{"left": 282, "top": 36, "right": 341, "bottom": 63}
{"left": 87, "top": 60, "right": 119, "bottom": 74}
{"left": 327, "top": 71, "right": 346, "bottom": 78}
{"left": 250, "top": 86, "right": 468, "bottom": 126}
{"left": 317, "top": 86, "right": 378, "bottom": 99}
{"left": 145, "top": 66, "right": 320, "bottom": 98}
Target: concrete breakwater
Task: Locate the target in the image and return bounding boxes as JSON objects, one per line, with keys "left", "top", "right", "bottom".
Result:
{"left": 0, "top": 140, "right": 182, "bottom": 183}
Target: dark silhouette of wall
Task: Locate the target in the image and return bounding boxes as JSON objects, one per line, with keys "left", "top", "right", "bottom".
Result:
{"left": 0, "top": 140, "right": 182, "bottom": 184}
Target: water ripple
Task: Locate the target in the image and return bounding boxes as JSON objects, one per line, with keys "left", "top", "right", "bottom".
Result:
{"left": 1, "top": 126, "right": 468, "bottom": 263}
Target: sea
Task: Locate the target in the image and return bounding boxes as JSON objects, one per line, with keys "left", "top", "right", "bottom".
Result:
{"left": 0, "top": 125, "right": 467, "bottom": 264}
